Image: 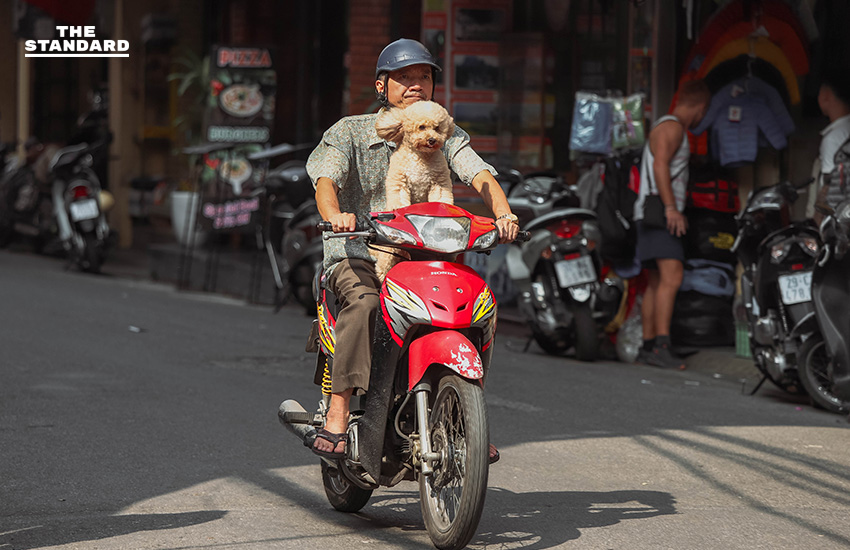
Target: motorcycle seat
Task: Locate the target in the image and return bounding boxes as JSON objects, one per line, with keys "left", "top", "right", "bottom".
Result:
{"left": 525, "top": 208, "right": 598, "bottom": 231}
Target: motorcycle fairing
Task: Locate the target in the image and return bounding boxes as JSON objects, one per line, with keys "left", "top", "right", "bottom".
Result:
{"left": 317, "top": 288, "right": 338, "bottom": 358}
{"left": 381, "top": 261, "right": 492, "bottom": 346}
{"left": 812, "top": 252, "right": 850, "bottom": 401}
{"left": 371, "top": 203, "right": 496, "bottom": 250}
{"left": 407, "top": 330, "right": 484, "bottom": 390}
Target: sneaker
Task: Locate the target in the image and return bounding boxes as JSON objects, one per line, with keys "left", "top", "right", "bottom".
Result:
{"left": 644, "top": 343, "right": 686, "bottom": 370}
{"left": 636, "top": 348, "right": 653, "bottom": 364}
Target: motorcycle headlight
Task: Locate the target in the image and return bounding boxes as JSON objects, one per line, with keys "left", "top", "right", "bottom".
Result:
{"left": 374, "top": 223, "right": 417, "bottom": 245}
{"left": 472, "top": 228, "right": 498, "bottom": 250}
{"left": 770, "top": 242, "right": 790, "bottom": 263}
{"left": 800, "top": 237, "right": 819, "bottom": 256}
{"left": 406, "top": 215, "right": 471, "bottom": 253}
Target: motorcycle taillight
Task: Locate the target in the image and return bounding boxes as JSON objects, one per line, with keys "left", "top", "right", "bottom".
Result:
{"left": 550, "top": 220, "right": 582, "bottom": 239}
{"left": 71, "top": 186, "right": 90, "bottom": 199}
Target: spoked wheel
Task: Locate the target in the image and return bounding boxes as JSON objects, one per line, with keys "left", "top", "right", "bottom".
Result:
{"left": 321, "top": 460, "right": 373, "bottom": 513}
{"left": 797, "top": 336, "right": 848, "bottom": 414}
{"left": 420, "top": 374, "right": 489, "bottom": 550}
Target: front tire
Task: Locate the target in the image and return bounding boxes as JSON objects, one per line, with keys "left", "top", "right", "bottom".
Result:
{"left": 797, "top": 336, "right": 848, "bottom": 414}
{"left": 81, "top": 233, "right": 104, "bottom": 273}
{"left": 321, "top": 461, "right": 372, "bottom": 513}
{"left": 420, "top": 374, "right": 488, "bottom": 550}
{"left": 572, "top": 303, "right": 598, "bottom": 361}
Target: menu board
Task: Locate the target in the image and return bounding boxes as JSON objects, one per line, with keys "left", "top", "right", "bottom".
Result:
{"left": 203, "top": 45, "right": 277, "bottom": 144}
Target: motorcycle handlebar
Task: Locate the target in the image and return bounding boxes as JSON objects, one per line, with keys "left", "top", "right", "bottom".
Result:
{"left": 318, "top": 219, "right": 532, "bottom": 243}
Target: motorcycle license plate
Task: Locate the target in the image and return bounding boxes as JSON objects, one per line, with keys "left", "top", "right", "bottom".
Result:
{"left": 554, "top": 256, "right": 596, "bottom": 288}
{"left": 778, "top": 272, "right": 812, "bottom": 305}
{"left": 70, "top": 199, "right": 99, "bottom": 222}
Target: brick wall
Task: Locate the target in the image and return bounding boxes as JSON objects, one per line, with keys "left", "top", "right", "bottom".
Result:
{"left": 348, "top": 0, "right": 392, "bottom": 115}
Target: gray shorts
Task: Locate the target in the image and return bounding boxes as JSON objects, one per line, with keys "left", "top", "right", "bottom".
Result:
{"left": 637, "top": 221, "right": 684, "bottom": 268}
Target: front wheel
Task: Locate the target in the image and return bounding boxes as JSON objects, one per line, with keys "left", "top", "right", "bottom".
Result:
{"left": 572, "top": 303, "right": 598, "bottom": 362}
{"left": 321, "top": 461, "right": 373, "bottom": 513}
{"left": 420, "top": 374, "right": 489, "bottom": 550}
{"left": 81, "top": 233, "right": 104, "bottom": 273}
{"left": 797, "top": 336, "right": 848, "bottom": 414}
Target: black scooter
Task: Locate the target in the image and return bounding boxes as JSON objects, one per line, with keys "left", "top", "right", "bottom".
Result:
{"left": 0, "top": 139, "right": 57, "bottom": 252}
{"left": 733, "top": 179, "right": 821, "bottom": 395}
{"left": 797, "top": 197, "right": 850, "bottom": 413}
{"left": 248, "top": 143, "right": 321, "bottom": 313}
{"left": 506, "top": 172, "right": 623, "bottom": 360}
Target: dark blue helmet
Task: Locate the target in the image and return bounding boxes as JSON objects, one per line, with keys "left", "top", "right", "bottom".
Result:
{"left": 375, "top": 39, "right": 441, "bottom": 79}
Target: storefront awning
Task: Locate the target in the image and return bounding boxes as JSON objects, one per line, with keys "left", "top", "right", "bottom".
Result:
{"left": 22, "top": 0, "right": 96, "bottom": 26}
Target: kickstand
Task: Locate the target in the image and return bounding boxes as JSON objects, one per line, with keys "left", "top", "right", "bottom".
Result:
{"left": 747, "top": 374, "right": 768, "bottom": 396}
{"left": 522, "top": 335, "right": 533, "bottom": 353}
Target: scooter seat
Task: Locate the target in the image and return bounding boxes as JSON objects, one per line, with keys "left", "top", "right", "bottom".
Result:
{"left": 525, "top": 208, "right": 597, "bottom": 231}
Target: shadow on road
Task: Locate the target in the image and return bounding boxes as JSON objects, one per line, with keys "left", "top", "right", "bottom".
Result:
{"left": 0, "top": 511, "right": 226, "bottom": 550}
{"left": 358, "top": 487, "right": 676, "bottom": 549}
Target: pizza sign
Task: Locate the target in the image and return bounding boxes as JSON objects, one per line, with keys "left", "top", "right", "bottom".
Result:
{"left": 203, "top": 45, "right": 277, "bottom": 143}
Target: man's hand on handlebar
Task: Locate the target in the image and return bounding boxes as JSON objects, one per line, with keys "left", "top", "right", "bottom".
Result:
{"left": 328, "top": 212, "right": 357, "bottom": 233}
{"left": 495, "top": 218, "right": 519, "bottom": 244}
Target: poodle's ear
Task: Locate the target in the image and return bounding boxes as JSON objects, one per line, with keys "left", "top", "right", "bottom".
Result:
{"left": 375, "top": 108, "right": 405, "bottom": 143}
{"left": 444, "top": 115, "right": 456, "bottom": 138}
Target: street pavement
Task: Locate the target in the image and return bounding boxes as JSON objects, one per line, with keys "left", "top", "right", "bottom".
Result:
{"left": 2, "top": 248, "right": 850, "bottom": 550}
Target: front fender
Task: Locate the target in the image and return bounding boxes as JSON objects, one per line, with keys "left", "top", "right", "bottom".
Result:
{"left": 408, "top": 331, "right": 483, "bottom": 390}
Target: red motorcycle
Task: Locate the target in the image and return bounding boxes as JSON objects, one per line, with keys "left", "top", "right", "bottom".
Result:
{"left": 279, "top": 202, "right": 528, "bottom": 550}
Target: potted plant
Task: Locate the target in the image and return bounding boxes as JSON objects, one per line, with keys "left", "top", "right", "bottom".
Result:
{"left": 167, "top": 50, "right": 210, "bottom": 245}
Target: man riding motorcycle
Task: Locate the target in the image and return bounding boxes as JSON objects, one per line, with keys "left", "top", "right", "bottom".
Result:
{"left": 306, "top": 38, "right": 518, "bottom": 461}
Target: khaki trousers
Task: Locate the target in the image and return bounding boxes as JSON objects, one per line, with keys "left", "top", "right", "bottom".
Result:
{"left": 326, "top": 259, "right": 381, "bottom": 393}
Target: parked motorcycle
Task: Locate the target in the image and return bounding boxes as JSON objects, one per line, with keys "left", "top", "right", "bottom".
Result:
{"left": 0, "top": 139, "right": 57, "bottom": 252}
{"left": 505, "top": 172, "right": 623, "bottom": 360}
{"left": 51, "top": 141, "right": 112, "bottom": 272}
{"left": 248, "top": 144, "right": 320, "bottom": 313}
{"left": 279, "top": 202, "right": 529, "bottom": 550}
{"left": 732, "top": 179, "right": 820, "bottom": 395}
{"left": 280, "top": 197, "right": 323, "bottom": 313}
{"left": 796, "top": 197, "right": 850, "bottom": 413}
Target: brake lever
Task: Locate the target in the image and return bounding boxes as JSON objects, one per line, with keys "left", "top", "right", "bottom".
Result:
{"left": 323, "top": 231, "right": 373, "bottom": 240}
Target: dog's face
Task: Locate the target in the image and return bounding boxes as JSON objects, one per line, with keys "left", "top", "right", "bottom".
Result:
{"left": 375, "top": 101, "right": 456, "bottom": 154}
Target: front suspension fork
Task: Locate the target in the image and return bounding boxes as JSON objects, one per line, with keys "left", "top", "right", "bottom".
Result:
{"left": 414, "top": 387, "right": 440, "bottom": 476}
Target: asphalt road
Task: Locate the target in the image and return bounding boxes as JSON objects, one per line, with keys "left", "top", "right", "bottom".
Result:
{"left": 2, "top": 249, "right": 850, "bottom": 550}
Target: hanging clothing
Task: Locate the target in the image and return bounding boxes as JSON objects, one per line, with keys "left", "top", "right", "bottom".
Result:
{"left": 699, "top": 38, "right": 805, "bottom": 98}
{"left": 694, "top": 77, "right": 795, "bottom": 137}
{"left": 683, "top": 15, "right": 809, "bottom": 76}
{"left": 696, "top": 88, "right": 790, "bottom": 167}
{"left": 699, "top": 1, "right": 810, "bottom": 49}
{"left": 703, "top": 55, "right": 797, "bottom": 105}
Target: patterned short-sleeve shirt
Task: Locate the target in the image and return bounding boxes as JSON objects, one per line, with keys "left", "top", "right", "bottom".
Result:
{"left": 306, "top": 110, "right": 497, "bottom": 275}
